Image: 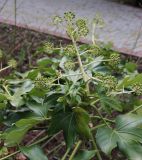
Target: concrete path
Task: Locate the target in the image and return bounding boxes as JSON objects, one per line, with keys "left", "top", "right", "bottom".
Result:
{"left": 0, "top": 0, "right": 142, "bottom": 57}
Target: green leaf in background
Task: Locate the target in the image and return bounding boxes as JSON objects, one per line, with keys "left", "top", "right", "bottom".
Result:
{"left": 96, "top": 113, "right": 142, "bottom": 159}
{"left": 9, "top": 80, "right": 34, "bottom": 107}
{"left": 27, "top": 69, "right": 39, "bottom": 80}
{"left": 118, "top": 142, "right": 142, "bottom": 160}
{"left": 21, "top": 145, "right": 48, "bottom": 160}
{"left": 0, "top": 103, "right": 6, "bottom": 109}
{"left": 73, "top": 150, "right": 96, "bottom": 160}
{"left": 37, "top": 57, "right": 53, "bottom": 67}
{"left": 3, "top": 126, "right": 30, "bottom": 147}
{"left": 48, "top": 111, "right": 77, "bottom": 148}
{"left": 73, "top": 107, "right": 91, "bottom": 139}
{"left": 15, "top": 118, "right": 40, "bottom": 127}
{"left": 0, "top": 93, "right": 7, "bottom": 102}
{"left": 99, "top": 96, "right": 122, "bottom": 112}
{"left": 3, "top": 118, "right": 40, "bottom": 147}
{"left": 118, "top": 74, "right": 142, "bottom": 89}
{"left": 125, "top": 62, "right": 137, "bottom": 72}
{"left": 27, "top": 102, "right": 49, "bottom": 118}
{"left": 49, "top": 107, "right": 91, "bottom": 148}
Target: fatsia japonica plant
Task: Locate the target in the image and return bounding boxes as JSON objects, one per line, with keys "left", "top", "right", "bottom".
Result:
{"left": 0, "top": 12, "right": 142, "bottom": 160}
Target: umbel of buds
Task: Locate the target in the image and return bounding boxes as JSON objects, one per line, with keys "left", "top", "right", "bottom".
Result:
{"left": 52, "top": 16, "right": 62, "bottom": 25}
{"left": 64, "top": 61, "right": 75, "bottom": 70}
{"left": 76, "top": 19, "right": 89, "bottom": 37}
{"left": 132, "top": 83, "right": 142, "bottom": 96}
{"left": 64, "top": 45, "right": 76, "bottom": 57}
{"left": 95, "top": 72, "right": 117, "bottom": 90}
{"left": 108, "top": 53, "right": 120, "bottom": 67}
{"left": 64, "top": 12, "right": 75, "bottom": 22}
{"left": 8, "top": 59, "right": 17, "bottom": 68}
{"left": 43, "top": 42, "right": 54, "bottom": 53}
{"left": 34, "top": 76, "right": 55, "bottom": 89}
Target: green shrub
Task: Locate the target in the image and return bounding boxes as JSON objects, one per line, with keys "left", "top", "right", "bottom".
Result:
{"left": 0, "top": 12, "right": 142, "bottom": 160}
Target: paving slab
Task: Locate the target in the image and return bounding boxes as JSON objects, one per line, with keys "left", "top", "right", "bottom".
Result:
{"left": 0, "top": 0, "right": 142, "bottom": 57}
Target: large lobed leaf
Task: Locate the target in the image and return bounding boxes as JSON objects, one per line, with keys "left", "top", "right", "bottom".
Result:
{"left": 96, "top": 113, "right": 142, "bottom": 159}
{"left": 48, "top": 107, "right": 91, "bottom": 148}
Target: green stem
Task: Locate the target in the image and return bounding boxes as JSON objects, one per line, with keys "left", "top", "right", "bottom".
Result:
{"left": 128, "top": 104, "right": 142, "bottom": 114}
{"left": 71, "top": 35, "right": 88, "bottom": 82}
{"left": 69, "top": 140, "right": 82, "bottom": 160}
{"left": 47, "top": 142, "right": 65, "bottom": 155}
{"left": 91, "top": 104, "right": 110, "bottom": 128}
{"left": 90, "top": 134, "right": 102, "bottom": 160}
{"left": 91, "top": 124, "right": 106, "bottom": 131}
{"left": 91, "top": 116, "right": 115, "bottom": 123}
{"left": 61, "top": 148, "right": 71, "bottom": 160}
{"left": 92, "top": 23, "right": 96, "bottom": 45}
{"left": 0, "top": 66, "right": 11, "bottom": 72}
{"left": 3, "top": 85, "right": 12, "bottom": 97}
{"left": 84, "top": 59, "right": 110, "bottom": 67}
{"left": 41, "top": 132, "right": 61, "bottom": 148}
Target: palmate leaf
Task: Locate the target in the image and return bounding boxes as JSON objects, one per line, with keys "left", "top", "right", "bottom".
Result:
{"left": 48, "top": 107, "right": 91, "bottom": 148}
{"left": 96, "top": 113, "right": 142, "bottom": 159}
{"left": 21, "top": 145, "right": 48, "bottom": 160}
{"left": 48, "top": 110, "right": 77, "bottom": 148}
{"left": 3, "top": 118, "right": 41, "bottom": 147}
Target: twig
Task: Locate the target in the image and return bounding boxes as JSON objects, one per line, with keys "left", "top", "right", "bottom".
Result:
{"left": 26, "top": 130, "right": 45, "bottom": 145}
{"left": 69, "top": 140, "right": 82, "bottom": 160}
{"left": 61, "top": 148, "right": 71, "bottom": 160}
{"left": 41, "top": 131, "right": 61, "bottom": 148}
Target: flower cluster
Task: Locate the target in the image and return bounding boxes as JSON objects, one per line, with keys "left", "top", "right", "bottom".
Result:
{"left": 76, "top": 19, "right": 89, "bottom": 37}
{"left": 42, "top": 42, "right": 54, "bottom": 53}
{"left": 64, "top": 61, "right": 75, "bottom": 70}
{"left": 53, "top": 16, "right": 62, "bottom": 25}
{"left": 64, "top": 45, "right": 76, "bottom": 57}
{"left": 132, "top": 83, "right": 142, "bottom": 96}
{"left": 64, "top": 12, "right": 75, "bottom": 22}
{"left": 95, "top": 73, "right": 117, "bottom": 90}
{"left": 35, "top": 76, "right": 55, "bottom": 89}
{"left": 8, "top": 59, "right": 17, "bottom": 68}
{"left": 103, "top": 75, "right": 117, "bottom": 90}
{"left": 93, "top": 14, "right": 104, "bottom": 28}
{"left": 109, "top": 53, "right": 120, "bottom": 65}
